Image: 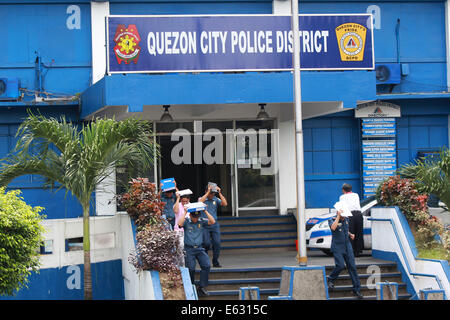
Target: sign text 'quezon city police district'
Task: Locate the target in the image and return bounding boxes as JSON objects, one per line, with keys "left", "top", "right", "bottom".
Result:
{"left": 107, "top": 14, "right": 374, "bottom": 73}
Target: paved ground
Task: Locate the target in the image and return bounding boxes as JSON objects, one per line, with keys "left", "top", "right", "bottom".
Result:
{"left": 214, "top": 250, "right": 388, "bottom": 270}
{"left": 429, "top": 207, "right": 450, "bottom": 226}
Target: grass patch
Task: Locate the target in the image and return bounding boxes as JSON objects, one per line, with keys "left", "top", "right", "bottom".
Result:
{"left": 417, "top": 245, "right": 449, "bottom": 262}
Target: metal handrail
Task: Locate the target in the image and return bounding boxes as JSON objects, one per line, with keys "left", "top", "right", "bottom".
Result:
{"left": 368, "top": 217, "right": 446, "bottom": 298}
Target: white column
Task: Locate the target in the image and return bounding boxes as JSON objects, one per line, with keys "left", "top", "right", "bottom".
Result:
{"left": 272, "top": 0, "right": 291, "bottom": 14}
{"left": 446, "top": 0, "right": 450, "bottom": 91}
{"left": 95, "top": 166, "right": 117, "bottom": 216}
{"left": 91, "top": 1, "right": 110, "bottom": 84}
{"left": 277, "top": 113, "right": 297, "bottom": 215}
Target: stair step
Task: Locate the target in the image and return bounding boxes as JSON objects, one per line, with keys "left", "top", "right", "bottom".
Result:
{"left": 325, "top": 263, "right": 399, "bottom": 275}
{"left": 222, "top": 236, "right": 297, "bottom": 242}
{"left": 200, "top": 276, "right": 405, "bottom": 292}
{"left": 220, "top": 243, "right": 297, "bottom": 254}
{"left": 218, "top": 215, "right": 296, "bottom": 225}
{"left": 328, "top": 283, "right": 408, "bottom": 296}
{"left": 199, "top": 288, "right": 279, "bottom": 300}
{"left": 329, "top": 273, "right": 403, "bottom": 286}
{"left": 199, "top": 278, "right": 281, "bottom": 291}
{"left": 200, "top": 264, "right": 399, "bottom": 278}
{"left": 220, "top": 222, "right": 297, "bottom": 233}
{"left": 221, "top": 237, "right": 297, "bottom": 247}
{"left": 206, "top": 268, "right": 282, "bottom": 280}
{"left": 328, "top": 294, "right": 413, "bottom": 301}
{"left": 221, "top": 229, "right": 298, "bottom": 240}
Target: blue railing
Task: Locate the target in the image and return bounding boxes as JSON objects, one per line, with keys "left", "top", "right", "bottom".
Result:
{"left": 369, "top": 214, "right": 446, "bottom": 299}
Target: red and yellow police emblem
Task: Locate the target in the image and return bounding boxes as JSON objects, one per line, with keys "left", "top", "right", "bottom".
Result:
{"left": 335, "top": 23, "right": 367, "bottom": 62}
{"left": 113, "top": 24, "right": 141, "bottom": 64}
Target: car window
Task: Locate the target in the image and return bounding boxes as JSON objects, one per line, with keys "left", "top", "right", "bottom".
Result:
{"left": 360, "top": 196, "right": 377, "bottom": 216}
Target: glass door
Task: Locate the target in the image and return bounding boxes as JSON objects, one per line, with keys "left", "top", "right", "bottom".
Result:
{"left": 234, "top": 120, "right": 279, "bottom": 215}
{"left": 156, "top": 120, "right": 233, "bottom": 216}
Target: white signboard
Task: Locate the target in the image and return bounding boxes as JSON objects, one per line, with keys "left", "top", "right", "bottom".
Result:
{"left": 355, "top": 101, "right": 401, "bottom": 118}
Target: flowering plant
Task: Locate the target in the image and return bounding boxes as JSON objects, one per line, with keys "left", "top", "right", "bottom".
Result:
{"left": 117, "top": 178, "right": 166, "bottom": 229}
{"left": 376, "top": 175, "right": 428, "bottom": 221}
{"left": 118, "top": 177, "right": 185, "bottom": 294}
{"left": 377, "top": 175, "right": 449, "bottom": 259}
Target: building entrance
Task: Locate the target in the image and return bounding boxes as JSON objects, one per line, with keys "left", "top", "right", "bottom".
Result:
{"left": 156, "top": 121, "right": 233, "bottom": 216}
{"left": 155, "top": 119, "right": 278, "bottom": 217}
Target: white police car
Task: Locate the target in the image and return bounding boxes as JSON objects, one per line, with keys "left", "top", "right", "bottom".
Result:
{"left": 305, "top": 197, "right": 378, "bottom": 256}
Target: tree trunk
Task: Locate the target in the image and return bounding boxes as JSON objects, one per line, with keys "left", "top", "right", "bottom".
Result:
{"left": 83, "top": 205, "right": 92, "bottom": 300}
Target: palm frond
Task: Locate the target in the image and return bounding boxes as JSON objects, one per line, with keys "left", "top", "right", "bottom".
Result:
{"left": 0, "top": 155, "right": 65, "bottom": 189}
{"left": 15, "top": 111, "right": 81, "bottom": 158}
{"left": 399, "top": 147, "right": 450, "bottom": 210}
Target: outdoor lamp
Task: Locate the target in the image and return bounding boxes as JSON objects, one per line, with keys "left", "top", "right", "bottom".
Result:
{"left": 256, "top": 103, "right": 269, "bottom": 120}
{"left": 160, "top": 105, "right": 173, "bottom": 121}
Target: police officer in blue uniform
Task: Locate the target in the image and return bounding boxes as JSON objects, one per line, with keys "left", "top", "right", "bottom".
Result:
{"left": 199, "top": 183, "right": 228, "bottom": 268}
{"left": 178, "top": 205, "right": 215, "bottom": 297}
{"left": 327, "top": 209, "right": 364, "bottom": 299}
{"left": 160, "top": 181, "right": 178, "bottom": 230}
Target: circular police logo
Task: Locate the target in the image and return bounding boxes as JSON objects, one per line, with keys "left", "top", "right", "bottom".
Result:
{"left": 340, "top": 32, "right": 363, "bottom": 56}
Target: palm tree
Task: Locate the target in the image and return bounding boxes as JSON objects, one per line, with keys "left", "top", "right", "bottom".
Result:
{"left": 0, "top": 113, "right": 159, "bottom": 299}
{"left": 399, "top": 147, "right": 450, "bottom": 211}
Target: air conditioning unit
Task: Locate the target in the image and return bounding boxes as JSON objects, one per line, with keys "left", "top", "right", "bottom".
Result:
{"left": 0, "top": 78, "right": 20, "bottom": 101}
{"left": 375, "top": 64, "right": 401, "bottom": 85}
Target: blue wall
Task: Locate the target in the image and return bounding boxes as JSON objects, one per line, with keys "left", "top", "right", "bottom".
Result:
{"left": 2, "top": 0, "right": 445, "bottom": 98}
{"left": 0, "top": 259, "right": 125, "bottom": 300}
{"left": 395, "top": 99, "right": 449, "bottom": 166}
{"left": 110, "top": 0, "right": 273, "bottom": 15}
{"left": 304, "top": 111, "right": 362, "bottom": 208}
{"left": 0, "top": 2, "right": 92, "bottom": 97}
{"left": 300, "top": 1, "right": 447, "bottom": 94}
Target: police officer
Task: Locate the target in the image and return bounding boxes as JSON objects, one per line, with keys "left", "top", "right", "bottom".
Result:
{"left": 178, "top": 205, "right": 215, "bottom": 297}
{"left": 327, "top": 209, "right": 364, "bottom": 299}
{"left": 340, "top": 183, "right": 364, "bottom": 257}
{"left": 159, "top": 180, "right": 178, "bottom": 230}
{"left": 199, "top": 183, "right": 228, "bottom": 268}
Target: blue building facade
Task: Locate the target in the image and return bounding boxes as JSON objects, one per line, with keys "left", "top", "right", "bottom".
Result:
{"left": 0, "top": 0, "right": 449, "bottom": 299}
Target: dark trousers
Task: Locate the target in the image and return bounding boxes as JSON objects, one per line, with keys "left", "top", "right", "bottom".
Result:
{"left": 185, "top": 246, "right": 210, "bottom": 288}
{"left": 167, "top": 218, "right": 175, "bottom": 230}
{"left": 329, "top": 246, "right": 361, "bottom": 292}
{"left": 203, "top": 223, "right": 221, "bottom": 265}
{"left": 349, "top": 210, "right": 364, "bottom": 256}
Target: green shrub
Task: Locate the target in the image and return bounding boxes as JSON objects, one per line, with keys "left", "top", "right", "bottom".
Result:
{"left": 0, "top": 188, "right": 45, "bottom": 296}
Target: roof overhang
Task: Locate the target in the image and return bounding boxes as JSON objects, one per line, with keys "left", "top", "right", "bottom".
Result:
{"left": 80, "top": 71, "right": 376, "bottom": 120}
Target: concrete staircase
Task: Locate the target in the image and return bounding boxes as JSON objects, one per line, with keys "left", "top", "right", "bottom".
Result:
{"left": 197, "top": 263, "right": 412, "bottom": 300}
{"left": 195, "top": 213, "right": 413, "bottom": 300}
{"left": 218, "top": 214, "right": 298, "bottom": 254}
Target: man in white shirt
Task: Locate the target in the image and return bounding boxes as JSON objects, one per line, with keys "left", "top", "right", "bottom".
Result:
{"left": 339, "top": 183, "right": 364, "bottom": 257}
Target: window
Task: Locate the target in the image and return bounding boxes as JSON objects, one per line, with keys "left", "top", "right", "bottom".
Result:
{"left": 39, "top": 240, "right": 53, "bottom": 255}
{"left": 65, "top": 237, "right": 83, "bottom": 252}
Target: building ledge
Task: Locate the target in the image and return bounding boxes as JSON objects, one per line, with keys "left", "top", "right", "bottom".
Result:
{"left": 377, "top": 92, "right": 450, "bottom": 100}
{"left": 0, "top": 100, "right": 79, "bottom": 108}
